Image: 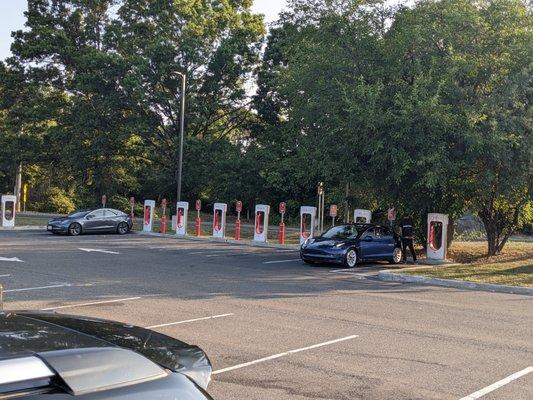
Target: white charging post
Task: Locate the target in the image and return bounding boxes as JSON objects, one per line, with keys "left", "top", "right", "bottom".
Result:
{"left": 143, "top": 200, "right": 155, "bottom": 232}
{"left": 254, "top": 204, "right": 270, "bottom": 242}
{"left": 212, "top": 203, "right": 227, "bottom": 239}
{"left": 1, "top": 195, "right": 16, "bottom": 229}
{"left": 353, "top": 209, "right": 372, "bottom": 223}
{"left": 300, "top": 206, "right": 317, "bottom": 244}
{"left": 174, "top": 201, "right": 189, "bottom": 236}
{"left": 427, "top": 213, "right": 449, "bottom": 260}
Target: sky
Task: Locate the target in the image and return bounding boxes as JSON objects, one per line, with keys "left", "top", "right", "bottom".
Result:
{"left": 0, "top": 0, "right": 288, "bottom": 61}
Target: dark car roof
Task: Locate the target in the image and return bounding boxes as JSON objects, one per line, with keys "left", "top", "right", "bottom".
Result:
{"left": 0, "top": 311, "right": 211, "bottom": 390}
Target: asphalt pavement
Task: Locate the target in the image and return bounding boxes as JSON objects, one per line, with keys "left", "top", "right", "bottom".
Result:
{"left": 0, "top": 230, "right": 531, "bottom": 400}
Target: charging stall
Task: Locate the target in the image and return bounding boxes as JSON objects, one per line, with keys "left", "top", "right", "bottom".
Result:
{"left": 254, "top": 204, "right": 270, "bottom": 242}
{"left": 143, "top": 200, "right": 155, "bottom": 232}
{"left": 1, "top": 195, "right": 16, "bottom": 228}
{"left": 353, "top": 209, "right": 372, "bottom": 223}
{"left": 175, "top": 201, "right": 189, "bottom": 236}
{"left": 300, "top": 206, "right": 317, "bottom": 244}
{"left": 212, "top": 203, "right": 227, "bottom": 239}
{"left": 427, "top": 213, "right": 449, "bottom": 260}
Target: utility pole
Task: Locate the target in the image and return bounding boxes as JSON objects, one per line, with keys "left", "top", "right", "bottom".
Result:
{"left": 317, "top": 182, "right": 325, "bottom": 233}
{"left": 175, "top": 72, "right": 186, "bottom": 202}
{"left": 14, "top": 163, "right": 22, "bottom": 212}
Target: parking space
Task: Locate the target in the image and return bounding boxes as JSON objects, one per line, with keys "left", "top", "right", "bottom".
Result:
{"left": 1, "top": 230, "right": 532, "bottom": 400}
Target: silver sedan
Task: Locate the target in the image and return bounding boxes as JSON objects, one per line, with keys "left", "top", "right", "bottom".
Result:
{"left": 47, "top": 208, "right": 133, "bottom": 236}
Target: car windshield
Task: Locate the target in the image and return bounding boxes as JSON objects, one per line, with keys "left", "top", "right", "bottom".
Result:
{"left": 321, "top": 225, "right": 366, "bottom": 240}
{"left": 67, "top": 210, "right": 90, "bottom": 218}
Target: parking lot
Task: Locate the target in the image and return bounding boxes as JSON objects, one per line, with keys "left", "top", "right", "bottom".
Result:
{"left": 1, "top": 230, "right": 532, "bottom": 400}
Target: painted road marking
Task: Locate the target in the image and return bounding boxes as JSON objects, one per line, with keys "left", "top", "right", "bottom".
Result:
{"left": 78, "top": 248, "right": 120, "bottom": 254}
{"left": 145, "top": 313, "right": 234, "bottom": 329}
{"left": 0, "top": 274, "right": 11, "bottom": 277}
{"left": 263, "top": 259, "right": 301, "bottom": 264}
{"left": 41, "top": 296, "right": 142, "bottom": 311}
{"left": 188, "top": 250, "right": 242, "bottom": 255}
{"left": 213, "top": 335, "right": 358, "bottom": 375}
{"left": 0, "top": 257, "right": 24, "bottom": 263}
{"left": 459, "top": 366, "right": 533, "bottom": 400}
{"left": 5, "top": 283, "right": 71, "bottom": 293}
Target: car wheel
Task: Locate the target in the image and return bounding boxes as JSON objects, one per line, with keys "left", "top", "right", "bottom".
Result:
{"left": 390, "top": 247, "right": 402, "bottom": 264}
{"left": 117, "top": 222, "right": 129, "bottom": 235}
{"left": 344, "top": 248, "right": 358, "bottom": 268}
{"left": 68, "top": 223, "right": 82, "bottom": 236}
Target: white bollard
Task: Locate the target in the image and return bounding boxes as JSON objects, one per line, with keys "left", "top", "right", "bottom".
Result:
{"left": 427, "top": 213, "right": 449, "bottom": 260}
{"left": 353, "top": 209, "right": 372, "bottom": 223}
{"left": 212, "top": 203, "right": 227, "bottom": 239}
{"left": 1, "top": 195, "right": 16, "bottom": 229}
{"left": 300, "top": 206, "right": 317, "bottom": 244}
{"left": 143, "top": 200, "right": 155, "bottom": 232}
{"left": 253, "top": 204, "right": 270, "bottom": 242}
{"left": 175, "top": 201, "right": 189, "bottom": 236}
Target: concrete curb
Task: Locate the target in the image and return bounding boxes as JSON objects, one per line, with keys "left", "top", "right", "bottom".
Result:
{"left": 0, "top": 226, "right": 46, "bottom": 231}
{"left": 135, "top": 231, "right": 300, "bottom": 250}
{"left": 378, "top": 270, "right": 533, "bottom": 296}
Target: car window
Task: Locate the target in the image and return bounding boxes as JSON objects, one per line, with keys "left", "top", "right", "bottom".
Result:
{"left": 374, "top": 227, "right": 386, "bottom": 237}
{"left": 104, "top": 209, "right": 119, "bottom": 216}
{"left": 362, "top": 227, "right": 376, "bottom": 238}
{"left": 68, "top": 210, "right": 89, "bottom": 218}
{"left": 88, "top": 209, "right": 106, "bottom": 218}
{"left": 322, "top": 225, "right": 359, "bottom": 239}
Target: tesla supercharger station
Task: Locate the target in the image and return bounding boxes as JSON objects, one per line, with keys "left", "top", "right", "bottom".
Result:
{"left": 1, "top": 195, "right": 16, "bottom": 228}
{"left": 212, "top": 203, "right": 227, "bottom": 239}
{"left": 175, "top": 201, "right": 189, "bottom": 236}
{"left": 143, "top": 200, "right": 155, "bottom": 232}
{"left": 254, "top": 204, "right": 270, "bottom": 242}
{"left": 300, "top": 206, "right": 317, "bottom": 244}
{"left": 353, "top": 209, "right": 372, "bottom": 223}
{"left": 427, "top": 213, "right": 449, "bottom": 260}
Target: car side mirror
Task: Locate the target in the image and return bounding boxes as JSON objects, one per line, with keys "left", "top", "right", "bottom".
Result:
{"left": 86, "top": 215, "right": 93, "bottom": 220}
{"left": 363, "top": 235, "right": 373, "bottom": 242}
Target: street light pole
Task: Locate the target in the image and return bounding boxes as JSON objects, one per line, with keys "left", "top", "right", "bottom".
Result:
{"left": 175, "top": 72, "right": 186, "bottom": 202}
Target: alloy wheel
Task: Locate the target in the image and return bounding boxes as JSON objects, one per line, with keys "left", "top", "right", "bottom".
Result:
{"left": 346, "top": 249, "right": 357, "bottom": 268}
{"left": 393, "top": 247, "right": 402, "bottom": 264}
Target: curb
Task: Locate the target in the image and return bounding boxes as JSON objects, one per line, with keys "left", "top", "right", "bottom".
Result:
{"left": 135, "top": 231, "right": 300, "bottom": 250}
{"left": 378, "top": 270, "right": 533, "bottom": 296}
{"left": 0, "top": 226, "right": 46, "bottom": 231}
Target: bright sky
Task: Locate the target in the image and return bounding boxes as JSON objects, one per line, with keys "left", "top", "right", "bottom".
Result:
{"left": 0, "top": 0, "right": 287, "bottom": 61}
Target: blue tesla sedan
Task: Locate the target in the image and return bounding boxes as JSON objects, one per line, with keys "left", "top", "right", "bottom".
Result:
{"left": 300, "top": 223, "right": 403, "bottom": 267}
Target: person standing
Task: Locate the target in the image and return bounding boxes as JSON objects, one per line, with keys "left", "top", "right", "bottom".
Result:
{"left": 400, "top": 216, "right": 417, "bottom": 263}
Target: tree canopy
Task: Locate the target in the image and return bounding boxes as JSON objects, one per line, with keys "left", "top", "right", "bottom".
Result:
{"left": 1, "top": 0, "right": 531, "bottom": 255}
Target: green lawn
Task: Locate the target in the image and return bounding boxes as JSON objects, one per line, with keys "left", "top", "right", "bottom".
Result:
{"left": 401, "top": 241, "right": 533, "bottom": 287}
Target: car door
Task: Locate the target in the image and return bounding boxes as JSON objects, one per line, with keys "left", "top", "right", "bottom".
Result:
{"left": 359, "top": 227, "right": 380, "bottom": 260}
{"left": 374, "top": 226, "right": 396, "bottom": 259}
{"left": 83, "top": 209, "right": 107, "bottom": 232}
{"left": 99, "top": 209, "right": 123, "bottom": 232}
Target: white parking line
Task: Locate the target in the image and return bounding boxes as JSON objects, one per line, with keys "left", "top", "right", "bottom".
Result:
{"left": 0, "top": 274, "right": 11, "bottom": 277}
{"left": 263, "top": 259, "right": 301, "bottom": 264}
{"left": 213, "top": 335, "right": 358, "bottom": 375}
{"left": 41, "top": 296, "right": 142, "bottom": 311}
{"left": 0, "top": 257, "right": 24, "bottom": 263}
{"left": 188, "top": 250, "right": 241, "bottom": 255}
{"left": 459, "top": 366, "right": 533, "bottom": 400}
{"left": 5, "top": 283, "right": 71, "bottom": 293}
{"left": 78, "top": 248, "right": 120, "bottom": 254}
{"left": 145, "top": 313, "right": 234, "bottom": 329}
{"left": 330, "top": 268, "right": 355, "bottom": 273}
